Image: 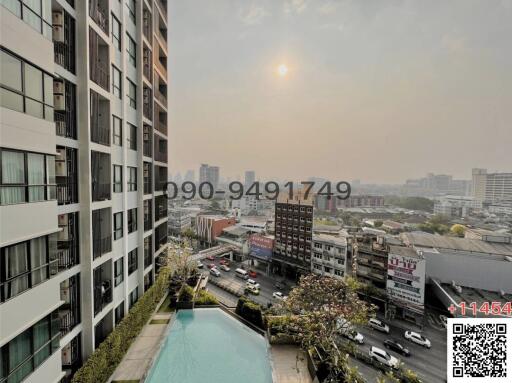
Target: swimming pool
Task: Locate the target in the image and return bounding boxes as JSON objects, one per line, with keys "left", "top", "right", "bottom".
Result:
{"left": 146, "top": 308, "right": 273, "bottom": 383}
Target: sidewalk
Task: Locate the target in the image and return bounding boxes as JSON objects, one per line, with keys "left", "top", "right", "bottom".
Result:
{"left": 270, "top": 345, "right": 313, "bottom": 383}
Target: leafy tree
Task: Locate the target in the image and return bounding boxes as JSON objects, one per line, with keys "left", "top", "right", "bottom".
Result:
{"left": 385, "top": 196, "right": 434, "bottom": 212}
{"left": 450, "top": 224, "right": 466, "bottom": 237}
{"left": 167, "top": 240, "right": 196, "bottom": 282}
{"left": 374, "top": 220, "right": 383, "bottom": 227}
{"left": 182, "top": 227, "right": 196, "bottom": 239}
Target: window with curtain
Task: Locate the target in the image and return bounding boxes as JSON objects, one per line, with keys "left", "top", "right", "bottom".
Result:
{"left": 113, "top": 165, "right": 122, "bottom": 192}
{"left": 33, "top": 317, "right": 50, "bottom": 367}
{"left": 27, "top": 153, "right": 45, "bottom": 202}
{"left": 114, "top": 257, "right": 124, "bottom": 286}
{"left": 46, "top": 155, "right": 56, "bottom": 200}
{"left": 30, "top": 237, "right": 48, "bottom": 286}
{"left": 2, "top": 242, "right": 29, "bottom": 300}
{"left": 0, "top": 150, "right": 25, "bottom": 204}
{"left": 127, "top": 167, "right": 137, "bottom": 191}
{"left": 7, "top": 329, "right": 32, "bottom": 383}
{"left": 114, "top": 212, "right": 123, "bottom": 240}
{"left": 113, "top": 116, "right": 122, "bottom": 146}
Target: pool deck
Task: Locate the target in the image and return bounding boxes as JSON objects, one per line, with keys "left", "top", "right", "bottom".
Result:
{"left": 109, "top": 312, "right": 173, "bottom": 383}
{"left": 270, "top": 345, "right": 313, "bottom": 383}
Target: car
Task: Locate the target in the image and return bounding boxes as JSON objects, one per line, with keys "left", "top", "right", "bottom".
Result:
{"left": 248, "top": 270, "right": 258, "bottom": 278}
{"left": 209, "top": 268, "right": 221, "bottom": 277}
{"left": 368, "top": 318, "right": 390, "bottom": 334}
{"left": 206, "top": 255, "right": 215, "bottom": 261}
{"left": 274, "top": 281, "right": 285, "bottom": 290}
{"left": 272, "top": 291, "right": 287, "bottom": 300}
{"left": 207, "top": 263, "right": 216, "bottom": 269}
{"left": 219, "top": 264, "right": 230, "bottom": 272}
{"left": 369, "top": 346, "right": 400, "bottom": 369}
{"left": 343, "top": 330, "right": 364, "bottom": 344}
{"left": 219, "top": 259, "right": 230, "bottom": 266}
{"left": 383, "top": 339, "right": 410, "bottom": 357}
{"left": 246, "top": 279, "right": 260, "bottom": 289}
{"left": 197, "top": 261, "right": 204, "bottom": 269}
{"left": 404, "top": 331, "right": 431, "bottom": 348}
{"left": 245, "top": 285, "right": 260, "bottom": 295}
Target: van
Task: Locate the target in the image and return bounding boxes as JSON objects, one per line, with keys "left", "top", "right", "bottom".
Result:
{"left": 235, "top": 268, "right": 249, "bottom": 280}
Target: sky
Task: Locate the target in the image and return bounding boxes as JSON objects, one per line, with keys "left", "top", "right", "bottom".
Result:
{"left": 167, "top": 0, "right": 512, "bottom": 184}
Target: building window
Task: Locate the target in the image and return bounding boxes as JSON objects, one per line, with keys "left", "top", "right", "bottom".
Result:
{"left": 128, "top": 208, "right": 137, "bottom": 233}
{"left": 0, "top": 234, "right": 58, "bottom": 302}
{"left": 113, "top": 165, "right": 122, "bottom": 193}
{"left": 1, "top": 0, "right": 53, "bottom": 38}
{"left": 126, "top": 34, "right": 136, "bottom": 67}
{"left": 127, "top": 80, "right": 136, "bottom": 108}
{"left": 113, "top": 116, "right": 122, "bottom": 146}
{"left": 1, "top": 149, "right": 56, "bottom": 205}
{"left": 127, "top": 167, "right": 137, "bottom": 191}
{"left": 128, "top": 249, "right": 138, "bottom": 275}
{"left": 111, "top": 14, "right": 121, "bottom": 50}
{"left": 0, "top": 312, "right": 60, "bottom": 383}
{"left": 334, "top": 269, "right": 343, "bottom": 277}
{"left": 112, "top": 65, "right": 122, "bottom": 98}
{"left": 114, "top": 257, "right": 124, "bottom": 286}
{"left": 1, "top": 49, "right": 54, "bottom": 120}
{"left": 129, "top": 287, "right": 138, "bottom": 309}
{"left": 113, "top": 212, "right": 123, "bottom": 240}
{"left": 115, "top": 301, "right": 124, "bottom": 324}
{"left": 126, "top": 0, "right": 136, "bottom": 24}
{"left": 127, "top": 123, "right": 137, "bottom": 150}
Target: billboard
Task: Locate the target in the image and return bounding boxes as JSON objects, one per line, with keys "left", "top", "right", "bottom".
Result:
{"left": 386, "top": 249, "right": 426, "bottom": 313}
{"left": 249, "top": 234, "right": 274, "bottom": 261}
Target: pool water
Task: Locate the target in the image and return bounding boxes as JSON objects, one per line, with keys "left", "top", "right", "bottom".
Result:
{"left": 146, "top": 308, "right": 273, "bottom": 383}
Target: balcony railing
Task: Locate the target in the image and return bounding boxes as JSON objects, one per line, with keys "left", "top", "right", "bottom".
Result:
{"left": 91, "top": 64, "right": 109, "bottom": 91}
{"left": 155, "top": 89, "right": 167, "bottom": 107}
{"left": 144, "top": 252, "right": 152, "bottom": 268}
{"left": 57, "top": 183, "right": 78, "bottom": 205}
{"left": 92, "top": 235, "right": 111, "bottom": 259}
{"left": 143, "top": 139, "right": 152, "bottom": 158}
{"left": 57, "top": 246, "right": 79, "bottom": 270}
{"left": 93, "top": 283, "right": 112, "bottom": 315}
{"left": 92, "top": 182, "right": 110, "bottom": 202}
{"left": 89, "top": 0, "right": 109, "bottom": 34}
{"left": 60, "top": 309, "right": 79, "bottom": 335}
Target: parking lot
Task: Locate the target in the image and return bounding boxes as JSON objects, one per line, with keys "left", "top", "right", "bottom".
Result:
{"left": 198, "top": 254, "right": 447, "bottom": 382}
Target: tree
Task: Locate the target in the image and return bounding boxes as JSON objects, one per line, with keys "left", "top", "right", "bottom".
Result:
{"left": 274, "top": 275, "right": 376, "bottom": 381}
{"left": 374, "top": 220, "right": 383, "bottom": 228}
{"left": 167, "top": 240, "right": 196, "bottom": 282}
{"left": 182, "top": 227, "right": 196, "bottom": 240}
{"left": 450, "top": 224, "right": 466, "bottom": 237}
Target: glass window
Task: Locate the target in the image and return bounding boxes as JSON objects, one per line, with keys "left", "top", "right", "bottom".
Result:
{"left": 113, "top": 212, "right": 123, "bottom": 241}
{"left": 112, "top": 65, "right": 122, "bottom": 99}
{"left": 115, "top": 302, "right": 124, "bottom": 324}
{"left": 1, "top": 150, "right": 26, "bottom": 204}
{"left": 27, "top": 153, "right": 45, "bottom": 202}
{"left": 114, "top": 258, "right": 124, "bottom": 286}
{"left": 127, "top": 80, "right": 136, "bottom": 108}
{"left": 126, "top": 34, "right": 136, "bottom": 67}
{"left": 113, "top": 165, "right": 122, "bottom": 193}
{"left": 0, "top": 50, "right": 22, "bottom": 91}
{"left": 46, "top": 155, "right": 56, "bottom": 200}
{"left": 128, "top": 208, "right": 137, "bottom": 233}
{"left": 128, "top": 249, "right": 137, "bottom": 275}
{"left": 111, "top": 14, "right": 121, "bottom": 50}
{"left": 44, "top": 74, "right": 53, "bottom": 106}
{"left": 126, "top": 0, "right": 136, "bottom": 24}
{"left": 2, "top": 242, "right": 29, "bottom": 299}
{"left": 24, "top": 64, "right": 43, "bottom": 101}
{"left": 128, "top": 167, "right": 137, "bottom": 191}
{"left": 127, "top": 123, "right": 137, "bottom": 150}
{"left": 113, "top": 116, "right": 122, "bottom": 146}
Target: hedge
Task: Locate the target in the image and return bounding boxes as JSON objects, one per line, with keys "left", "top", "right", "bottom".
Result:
{"left": 194, "top": 290, "right": 219, "bottom": 305}
{"left": 71, "top": 267, "right": 171, "bottom": 383}
{"left": 178, "top": 284, "right": 194, "bottom": 302}
{"left": 235, "top": 296, "right": 264, "bottom": 329}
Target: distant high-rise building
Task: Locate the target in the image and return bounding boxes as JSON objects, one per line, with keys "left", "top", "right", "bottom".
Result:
{"left": 198, "top": 164, "right": 220, "bottom": 190}
{"left": 273, "top": 191, "right": 314, "bottom": 278}
{"left": 245, "top": 170, "right": 256, "bottom": 186}
{"left": 472, "top": 168, "right": 512, "bottom": 202}
{"left": 404, "top": 173, "right": 470, "bottom": 196}
{"left": 199, "top": 164, "right": 210, "bottom": 183}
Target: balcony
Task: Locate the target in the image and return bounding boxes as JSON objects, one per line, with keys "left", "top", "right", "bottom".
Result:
{"left": 154, "top": 165, "right": 167, "bottom": 192}
{"left": 154, "top": 102, "right": 167, "bottom": 135}
{"left": 154, "top": 135, "right": 167, "bottom": 163}
{"left": 90, "top": 90, "right": 110, "bottom": 145}
{"left": 59, "top": 275, "right": 80, "bottom": 335}
{"left": 92, "top": 208, "right": 112, "bottom": 259}
{"left": 144, "top": 236, "right": 153, "bottom": 268}
{"left": 56, "top": 147, "right": 78, "bottom": 205}
{"left": 89, "top": 0, "right": 109, "bottom": 34}
{"left": 144, "top": 200, "right": 152, "bottom": 231}
{"left": 143, "top": 45, "right": 152, "bottom": 82}
{"left": 54, "top": 11, "right": 76, "bottom": 74}
{"left": 93, "top": 262, "right": 112, "bottom": 316}
{"left": 89, "top": 28, "right": 110, "bottom": 91}
{"left": 154, "top": 44, "right": 167, "bottom": 78}
{"left": 91, "top": 151, "right": 111, "bottom": 201}
{"left": 143, "top": 86, "right": 152, "bottom": 120}
{"left": 155, "top": 195, "right": 167, "bottom": 222}
{"left": 154, "top": 72, "right": 167, "bottom": 107}
{"left": 143, "top": 6, "right": 152, "bottom": 44}
{"left": 143, "top": 125, "right": 152, "bottom": 157}
{"left": 155, "top": 222, "right": 168, "bottom": 252}
{"left": 54, "top": 80, "right": 77, "bottom": 139}
{"left": 61, "top": 335, "right": 81, "bottom": 383}
{"left": 143, "top": 162, "right": 152, "bottom": 194}
{"left": 156, "top": 0, "right": 167, "bottom": 18}
{"left": 57, "top": 212, "right": 79, "bottom": 270}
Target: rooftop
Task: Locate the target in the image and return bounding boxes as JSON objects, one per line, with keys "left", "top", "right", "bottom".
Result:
{"left": 388, "top": 244, "right": 421, "bottom": 259}
{"left": 313, "top": 233, "right": 347, "bottom": 246}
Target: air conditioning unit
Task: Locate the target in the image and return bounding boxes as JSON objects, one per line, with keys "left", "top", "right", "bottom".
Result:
{"left": 52, "top": 10, "right": 64, "bottom": 26}
{"left": 58, "top": 229, "right": 69, "bottom": 242}
{"left": 54, "top": 94, "right": 66, "bottom": 111}
{"left": 53, "top": 25, "right": 64, "bottom": 42}
{"left": 58, "top": 214, "right": 69, "bottom": 226}
{"left": 56, "top": 148, "right": 66, "bottom": 161}
{"left": 55, "top": 160, "right": 67, "bottom": 177}
{"left": 54, "top": 79, "right": 65, "bottom": 95}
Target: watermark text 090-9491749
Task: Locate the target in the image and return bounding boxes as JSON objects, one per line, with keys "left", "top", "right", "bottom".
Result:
{"left": 164, "top": 181, "right": 351, "bottom": 200}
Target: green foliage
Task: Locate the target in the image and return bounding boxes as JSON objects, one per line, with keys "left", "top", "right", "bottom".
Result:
{"left": 182, "top": 227, "right": 196, "bottom": 239}
{"left": 236, "top": 296, "right": 264, "bottom": 328}
{"left": 374, "top": 220, "right": 383, "bottom": 227}
{"left": 194, "top": 289, "right": 219, "bottom": 305}
{"left": 385, "top": 196, "right": 434, "bottom": 212}
{"left": 450, "top": 224, "right": 466, "bottom": 237}
{"left": 178, "top": 284, "right": 194, "bottom": 302}
{"left": 72, "top": 268, "right": 171, "bottom": 383}
{"left": 418, "top": 214, "right": 450, "bottom": 234}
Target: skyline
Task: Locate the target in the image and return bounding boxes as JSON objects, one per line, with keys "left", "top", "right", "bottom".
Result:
{"left": 168, "top": 0, "right": 512, "bottom": 183}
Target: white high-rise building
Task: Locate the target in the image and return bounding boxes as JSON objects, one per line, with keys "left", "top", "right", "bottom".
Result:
{"left": 0, "top": 1, "right": 169, "bottom": 382}
{"left": 472, "top": 168, "right": 512, "bottom": 202}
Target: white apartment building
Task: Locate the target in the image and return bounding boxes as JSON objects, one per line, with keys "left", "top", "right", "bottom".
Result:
{"left": 168, "top": 208, "right": 191, "bottom": 234}
{"left": 433, "top": 195, "right": 482, "bottom": 217}
{"left": 311, "top": 234, "right": 348, "bottom": 279}
{"left": 231, "top": 196, "right": 259, "bottom": 216}
{"left": 0, "top": 1, "right": 169, "bottom": 382}
{"left": 472, "top": 168, "right": 512, "bottom": 202}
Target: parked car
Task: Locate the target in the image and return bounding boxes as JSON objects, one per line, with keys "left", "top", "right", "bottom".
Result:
{"left": 197, "top": 261, "right": 204, "bottom": 269}
{"left": 404, "top": 331, "right": 431, "bottom": 348}
{"left": 246, "top": 279, "right": 260, "bottom": 289}
{"left": 369, "top": 346, "right": 400, "bottom": 369}
{"left": 245, "top": 284, "right": 260, "bottom": 295}
{"left": 368, "top": 318, "right": 390, "bottom": 334}
{"left": 206, "top": 255, "right": 215, "bottom": 261}
{"left": 207, "top": 263, "right": 216, "bottom": 269}
{"left": 272, "top": 291, "right": 287, "bottom": 300}
{"left": 384, "top": 339, "right": 410, "bottom": 356}
{"left": 343, "top": 330, "right": 364, "bottom": 344}
{"left": 209, "top": 268, "right": 221, "bottom": 277}
{"left": 219, "top": 259, "right": 230, "bottom": 266}
{"left": 248, "top": 270, "right": 258, "bottom": 278}
{"left": 219, "top": 264, "right": 230, "bottom": 272}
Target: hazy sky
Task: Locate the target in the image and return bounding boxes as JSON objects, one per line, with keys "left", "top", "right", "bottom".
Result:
{"left": 168, "top": 0, "right": 512, "bottom": 184}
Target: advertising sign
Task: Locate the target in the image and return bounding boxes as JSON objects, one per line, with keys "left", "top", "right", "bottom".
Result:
{"left": 386, "top": 249, "right": 426, "bottom": 313}
{"left": 249, "top": 234, "right": 274, "bottom": 261}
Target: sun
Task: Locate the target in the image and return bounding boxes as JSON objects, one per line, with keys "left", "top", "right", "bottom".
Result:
{"left": 277, "top": 64, "right": 289, "bottom": 77}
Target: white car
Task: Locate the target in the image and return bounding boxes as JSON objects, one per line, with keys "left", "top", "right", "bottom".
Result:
{"left": 404, "top": 331, "right": 431, "bottom": 348}
{"left": 209, "top": 268, "right": 221, "bottom": 277}
{"left": 369, "top": 346, "right": 400, "bottom": 369}
{"left": 246, "top": 279, "right": 260, "bottom": 289}
{"left": 344, "top": 330, "right": 364, "bottom": 344}
{"left": 197, "top": 261, "right": 204, "bottom": 269}
{"left": 272, "top": 291, "right": 287, "bottom": 300}
{"left": 368, "top": 318, "right": 390, "bottom": 334}
{"left": 219, "top": 264, "right": 230, "bottom": 272}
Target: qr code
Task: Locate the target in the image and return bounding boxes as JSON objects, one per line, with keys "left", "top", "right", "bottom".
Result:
{"left": 448, "top": 318, "right": 512, "bottom": 382}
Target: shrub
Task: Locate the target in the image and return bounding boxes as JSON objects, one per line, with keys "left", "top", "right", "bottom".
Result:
{"left": 194, "top": 289, "right": 218, "bottom": 305}
{"left": 178, "top": 284, "right": 194, "bottom": 302}
{"left": 71, "top": 267, "right": 171, "bottom": 383}
{"left": 236, "top": 296, "right": 264, "bottom": 329}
